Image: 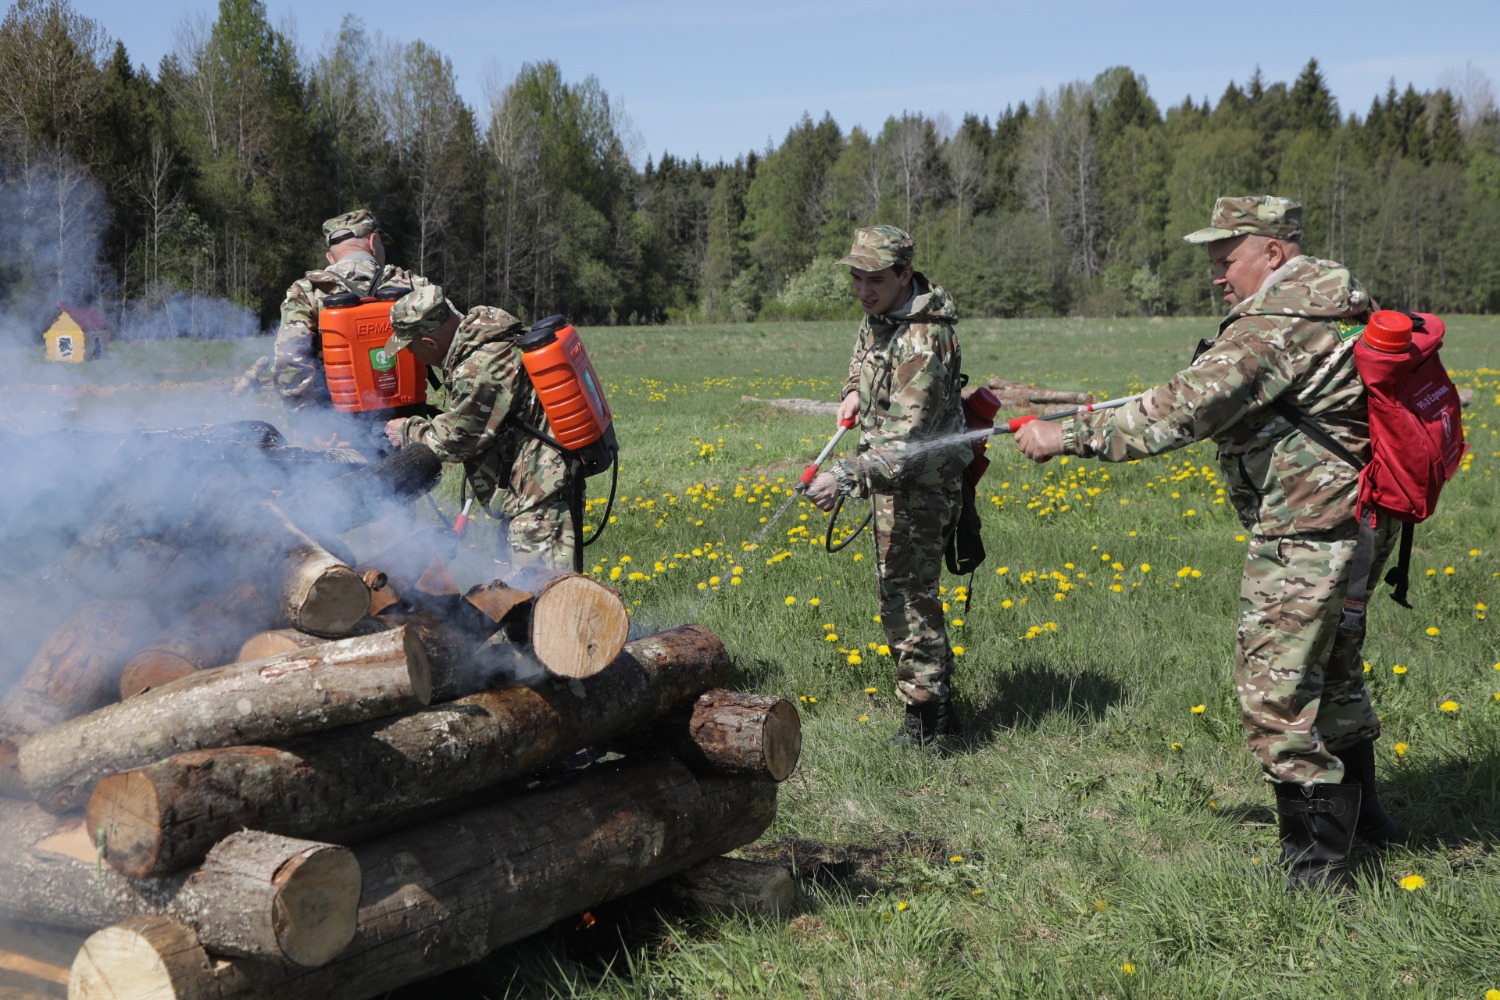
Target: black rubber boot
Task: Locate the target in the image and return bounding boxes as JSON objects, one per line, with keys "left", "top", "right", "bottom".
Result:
{"left": 1339, "top": 738, "right": 1401, "bottom": 844}
{"left": 1274, "top": 781, "right": 1361, "bottom": 891}
{"left": 890, "top": 700, "right": 963, "bottom": 750}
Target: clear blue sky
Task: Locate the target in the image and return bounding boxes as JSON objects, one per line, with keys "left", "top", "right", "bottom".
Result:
{"left": 71, "top": 0, "right": 1500, "bottom": 167}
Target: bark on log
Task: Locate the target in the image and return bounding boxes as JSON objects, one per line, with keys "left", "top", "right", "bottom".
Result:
{"left": 0, "top": 599, "right": 163, "bottom": 738}
{"left": 89, "top": 624, "right": 730, "bottom": 879}
{"left": 234, "top": 619, "right": 392, "bottom": 664}
{"left": 659, "top": 856, "right": 796, "bottom": 918}
{"left": 19, "top": 627, "right": 432, "bottom": 814}
{"left": 525, "top": 574, "right": 629, "bottom": 679}
{"left": 70, "top": 758, "right": 777, "bottom": 1000}
{"left": 669, "top": 691, "right": 802, "bottom": 782}
{"left": 0, "top": 803, "right": 356, "bottom": 966}
{"left": 117, "top": 584, "right": 280, "bottom": 699}
{"left": 258, "top": 503, "right": 368, "bottom": 638}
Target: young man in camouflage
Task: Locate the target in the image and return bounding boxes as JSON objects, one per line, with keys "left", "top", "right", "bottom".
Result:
{"left": 1014, "top": 196, "right": 1399, "bottom": 889}
{"left": 807, "top": 226, "right": 968, "bottom": 749}
{"left": 270, "top": 210, "right": 435, "bottom": 441}
{"left": 381, "top": 285, "right": 576, "bottom": 573}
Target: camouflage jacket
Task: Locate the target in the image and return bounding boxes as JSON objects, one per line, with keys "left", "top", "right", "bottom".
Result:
{"left": 272, "top": 256, "right": 428, "bottom": 410}
{"left": 1061, "top": 256, "right": 1373, "bottom": 536}
{"left": 394, "top": 306, "right": 571, "bottom": 516}
{"left": 831, "top": 274, "right": 966, "bottom": 497}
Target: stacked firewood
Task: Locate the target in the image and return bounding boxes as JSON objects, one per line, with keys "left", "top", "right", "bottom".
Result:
{"left": 0, "top": 424, "right": 801, "bottom": 1000}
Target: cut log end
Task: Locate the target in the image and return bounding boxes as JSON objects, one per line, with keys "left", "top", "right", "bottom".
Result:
{"left": 760, "top": 699, "right": 803, "bottom": 782}
{"left": 529, "top": 575, "right": 629, "bottom": 679}
{"left": 269, "top": 844, "right": 362, "bottom": 966}
{"left": 401, "top": 627, "right": 433, "bottom": 706}
{"left": 679, "top": 692, "right": 803, "bottom": 782}
{"left": 87, "top": 769, "right": 163, "bottom": 880}
{"left": 69, "top": 916, "right": 208, "bottom": 1000}
{"left": 293, "top": 565, "right": 369, "bottom": 638}
{"left": 118, "top": 650, "right": 197, "bottom": 700}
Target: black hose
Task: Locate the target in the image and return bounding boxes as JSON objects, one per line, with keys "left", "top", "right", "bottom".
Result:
{"left": 824, "top": 496, "right": 873, "bottom": 552}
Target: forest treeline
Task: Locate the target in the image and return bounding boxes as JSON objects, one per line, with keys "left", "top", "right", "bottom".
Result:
{"left": 3, "top": 0, "right": 1499, "bottom": 338}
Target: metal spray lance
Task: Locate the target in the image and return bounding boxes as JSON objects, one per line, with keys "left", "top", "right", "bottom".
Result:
{"left": 988, "top": 394, "right": 1141, "bottom": 436}
{"left": 797, "top": 416, "right": 858, "bottom": 492}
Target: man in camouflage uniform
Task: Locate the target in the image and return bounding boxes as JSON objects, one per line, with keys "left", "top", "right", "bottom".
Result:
{"left": 270, "top": 209, "right": 434, "bottom": 447}
{"left": 1014, "top": 196, "right": 1399, "bottom": 889}
{"left": 807, "top": 226, "right": 968, "bottom": 749}
{"left": 382, "top": 285, "right": 576, "bottom": 573}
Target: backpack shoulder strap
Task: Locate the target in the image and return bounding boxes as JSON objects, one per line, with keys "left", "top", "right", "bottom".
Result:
{"left": 1270, "top": 397, "right": 1364, "bottom": 470}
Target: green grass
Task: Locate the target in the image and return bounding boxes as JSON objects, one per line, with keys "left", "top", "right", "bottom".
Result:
{"left": 35, "top": 317, "right": 1500, "bottom": 998}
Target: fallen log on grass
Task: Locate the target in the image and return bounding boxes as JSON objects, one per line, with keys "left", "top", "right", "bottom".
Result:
{"left": 89, "top": 625, "right": 733, "bottom": 878}
{"left": 19, "top": 626, "right": 432, "bottom": 813}
{"left": 660, "top": 856, "right": 796, "bottom": 919}
{"left": 70, "top": 758, "right": 777, "bottom": 1000}
{"left": 0, "top": 802, "right": 357, "bottom": 966}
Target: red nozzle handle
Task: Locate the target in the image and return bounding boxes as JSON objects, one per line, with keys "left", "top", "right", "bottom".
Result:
{"left": 800, "top": 463, "right": 820, "bottom": 486}
{"left": 838, "top": 417, "right": 857, "bottom": 429}
{"left": 1005, "top": 415, "right": 1039, "bottom": 432}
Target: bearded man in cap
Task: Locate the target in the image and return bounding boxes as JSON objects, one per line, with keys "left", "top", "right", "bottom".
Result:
{"left": 271, "top": 209, "right": 435, "bottom": 425}
{"left": 806, "top": 225, "right": 968, "bottom": 751}
{"left": 381, "top": 285, "right": 576, "bottom": 573}
{"left": 1013, "top": 196, "right": 1401, "bottom": 890}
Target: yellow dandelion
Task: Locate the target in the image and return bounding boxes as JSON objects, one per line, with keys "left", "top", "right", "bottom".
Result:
{"left": 949, "top": 855, "right": 964, "bottom": 863}
{"left": 1191, "top": 704, "right": 1206, "bottom": 715}
{"left": 1169, "top": 742, "right": 1183, "bottom": 751}
{"left": 952, "top": 645, "right": 966, "bottom": 655}
{"left": 1398, "top": 874, "right": 1426, "bottom": 891}
{"left": 824, "top": 633, "right": 839, "bottom": 642}
{"left": 1425, "top": 626, "right": 1441, "bottom": 636}
{"left": 1363, "top": 661, "right": 1372, "bottom": 673}
{"left": 1121, "top": 962, "right": 1137, "bottom": 975}
{"left": 784, "top": 596, "right": 797, "bottom": 606}
{"left": 952, "top": 618, "right": 964, "bottom": 627}
{"left": 1443, "top": 566, "right": 1456, "bottom": 575}
{"left": 1440, "top": 700, "right": 1459, "bottom": 712}
{"left": 877, "top": 644, "right": 890, "bottom": 655}
{"left": 857, "top": 715, "right": 869, "bottom": 723}
{"left": 847, "top": 652, "right": 862, "bottom": 665}
{"left": 1486, "top": 991, "right": 1500, "bottom": 1000}
{"left": 808, "top": 597, "right": 821, "bottom": 607}
{"left": 1393, "top": 665, "right": 1408, "bottom": 675}
{"left": 1394, "top": 742, "right": 1408, "bottom": 756}
{"left": 695, "top": 581, "right": 707, "bottom": 590}
{"left": 864, "top": 687, "right": 878, "bottom": 695}
{"left": 896, "top": 900, "right": 909, "bottom": 911}
{"left": 1139, "top": 563, "right": 1152, "bottom": 573}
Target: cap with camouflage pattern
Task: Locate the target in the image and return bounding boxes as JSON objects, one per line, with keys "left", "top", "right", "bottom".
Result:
{"left": 836, "top": 225, "right": 915, "bottom": 271}
{"left": 1182, "top": 195, "right": 1302, "bottom": 244}
{"left": 385, "top": 284, "right": 455, "bottom": 354}
{"left": 323, "top": 208, "right": 382, "bottom": 247}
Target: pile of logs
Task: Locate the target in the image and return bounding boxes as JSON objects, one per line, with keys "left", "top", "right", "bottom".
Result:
{"left": 0, "top": 425, "right": 802, "bottom": 1000}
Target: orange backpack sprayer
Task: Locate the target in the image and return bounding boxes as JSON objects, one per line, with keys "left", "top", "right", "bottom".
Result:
{"left": 319, "top": 284, "right": 428, "bottom": 413}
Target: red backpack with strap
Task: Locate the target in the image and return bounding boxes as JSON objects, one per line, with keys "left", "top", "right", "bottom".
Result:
{"left": 1276, "top": 310, "right": 1467, "bottom": 629}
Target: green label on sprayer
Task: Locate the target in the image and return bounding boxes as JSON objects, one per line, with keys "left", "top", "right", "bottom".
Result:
{"left": 369, "top": 348, "right": 396, "bottom": 372}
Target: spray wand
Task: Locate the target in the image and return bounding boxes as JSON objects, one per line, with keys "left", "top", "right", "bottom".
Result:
{"left": 987, "top": 394, "right": 1141, "bottom": 435}
{"left": 798, "top": 416, "right": 858, "bottom": 492}
{"left": 453, "top": 497, "right": 475, "bottom": 536}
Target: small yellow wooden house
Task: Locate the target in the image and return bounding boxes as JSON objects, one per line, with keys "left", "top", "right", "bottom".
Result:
{"left": 43, "top": 304, "right": 110, "bottom": 362}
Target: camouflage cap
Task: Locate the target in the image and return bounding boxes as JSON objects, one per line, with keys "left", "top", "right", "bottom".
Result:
{"left": 323, "top": 208, "right": 381, "bottom": 246}
{"left": 1182, "top": 195, "right": 1303, "bottom": 244}
{"left": 836, "top": 225, "right": 915, "bottom": 271}
{"left": 385, "top": 284, "right": 455, "bottom": 354}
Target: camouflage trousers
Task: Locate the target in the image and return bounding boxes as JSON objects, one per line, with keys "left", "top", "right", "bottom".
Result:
{"left": 501, "top": 494, "right": 577, "bottom": 574}
{"left": 1235, "top": 519, "right": 1398, "bottom": 785}
{"left": 872, "top": 487, "right": 961, "bottom": 706}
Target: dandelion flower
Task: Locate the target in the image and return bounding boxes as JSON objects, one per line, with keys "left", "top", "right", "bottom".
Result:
{"left": 1121, "top": 963, "right": 1137, "bottom": 975}
{"left": 864, "top": 687, "right": 878, "bottom": 695}
{"left": 846, "top": 652, "right": 862, "bottom": 665}
{"left": 949, "top": 855, "right": 964, "bottom": 863}
{"left": 1393, "top": 665, "right": 1408, "bottom": 675}
{"left": 952, "top": 645, "right": 966, "bottom": 655}
{"left": 784, "top": 596, "right": 797, "bottom": 606}
{"left": 1439, "top": 700, "right": 1459, "bottom": 712}
{"left": 809, "top": 597, "right": 821, "bottom": 607}
{"left": 824, "top": 633, "right": 839, "bottom": 642}
{"left": 877, "top": 644, "right": 890, "bottom": 656}
{"left": 1169, "top": 742, "right": 1183, "bottom": 751}
{"left": 1394, "top": 742, "right": 1408, "bottom": 756}
{"left": 1425, "top": 626, "right": 1441, "bottom": 636}
{"left": 857, "top": 715, "right": 869, "bottom": 723}
{"left": 1191, "top": 704, "right": 1206, "bottom": 715}
{"left": 1139, "top": 563, "right": 1151, "bottom": 573}
{"left": 896, "top": 900, "right": 909, "bottom": 911}
{"left": 1398, "top": 874, "right": 1426, "bottom": 891}
{"left": 1486, "top": 991, "right": 1500, "bottom": 1000}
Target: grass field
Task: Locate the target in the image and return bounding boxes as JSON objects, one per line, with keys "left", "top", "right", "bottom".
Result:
{"left": 31, "top": 316, "right": 1500, "bottom": 998}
